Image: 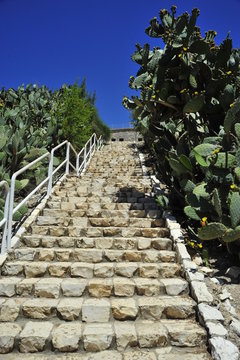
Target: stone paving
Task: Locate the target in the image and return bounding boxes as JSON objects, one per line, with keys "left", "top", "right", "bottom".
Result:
{"left": 0, "top": 142, "right": 211, "bottom": 358}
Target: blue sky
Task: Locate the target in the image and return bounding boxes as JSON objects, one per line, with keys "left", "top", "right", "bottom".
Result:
{"left": 0, "top": 0, "right": 240, "bottom": 129}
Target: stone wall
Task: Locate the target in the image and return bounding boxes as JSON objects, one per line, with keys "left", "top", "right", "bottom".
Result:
{"left": 110, "top": 128, "right": 143, "bottom": 142}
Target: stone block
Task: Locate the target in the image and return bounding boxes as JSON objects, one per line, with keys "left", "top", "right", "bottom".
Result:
{"left": 57, "top": 298, "right": 82, "bottom": 321}
{"left": 0, "top": 322, "right": 21, "bottom": 353}
{"left": 61, "top": 278, "right": 86, "bottom": 297}
{"left": 83, "top": 323, "right": 113, "bottom": 352}
{"left": 82, "top": 299, "right": 110, "bottom": 322}
{"left": 111, "top": 298, "right": 138, "bottom": 320}
{"left": 19, "top": 321, "right": 53, "bottom": 352}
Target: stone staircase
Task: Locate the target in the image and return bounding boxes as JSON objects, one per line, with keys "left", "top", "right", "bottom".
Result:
{"left": 0, "top": 142, "right": 211, "bottom": 359}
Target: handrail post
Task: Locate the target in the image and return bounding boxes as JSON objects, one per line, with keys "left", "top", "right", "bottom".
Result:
{"left": 1, "top": 192, "right": 9, "bottom": 254}
{"left": 65, "top": 142, "right": 70, "bottom": 175}
{"left": 76, "top": 155, "right": 79, "bottom": 176}
{"left": 0, "top": 181, "right": 10, "bottom": 255}
{"left": 7, "top": 176, "right": 16, "bottom": 250}
{"left": 84, "top": 145, "right": 87, "bottom": 170}
{"left": 47, "top": 151, "right": 54, "bottom": 196}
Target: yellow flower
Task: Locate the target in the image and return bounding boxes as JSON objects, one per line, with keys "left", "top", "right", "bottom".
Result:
{"left": 214, "top": 31, "right": 217, "bottom": 36}
{"left": 149, "top": 84, "right": 153, "bottom": 88}
{"left": 226, "top": 71, "right": 232, "bottom": 75}
{"left": 212, "top": 148, "right": 220, "bottom": 155}
{"left": 183, "top": 47, "right": 187, "bottom": 51}
{"left": 189, "top": 241, "right": 195, "bottom": 248}
{"left": 152, "top": 95, "right": 156, "bottom": 100}
{"left": 230, "top": 184, "right": 236, "bottom": 190}
{"left": 230, "top": 103, "right": 234, "bottom": 108}
{"left": 198, "top": 243, "right": 203, "bottom": 249}
{"left": 178, "top": 53, "right": 182, "bottom": 58}
{"left": 0, "top": 103, "right": 3, "bottom": 107}
{"left": 180, "top": 89, "right": 186, "bottom": 94}
{"left": 201, "top": 217, "right": 207, "bottom": 227}
{"left": 194, "top": 91, "right": 199, "bottom": 95}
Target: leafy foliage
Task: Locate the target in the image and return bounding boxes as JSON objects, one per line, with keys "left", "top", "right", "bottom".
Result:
{"left": 123, "top": 5, "right": 240, "bottom": 247}
{"left": 0, "top": 80, "right": 109, "bottom": 222}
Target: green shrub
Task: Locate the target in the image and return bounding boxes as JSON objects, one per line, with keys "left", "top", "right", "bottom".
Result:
{"left": 123, "top": 5, "right": 240, "bottom": 247}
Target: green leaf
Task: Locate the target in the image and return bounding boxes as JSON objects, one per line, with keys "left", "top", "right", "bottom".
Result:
{"left": 19, "top": 204, "right": 28, "bottom": 215}
{"left": 224, "top": 98, "right": 240, "bottom": 133}
{"left": 222, "top": 226, "right": 240, "bottom": 243}
{"left": 214, "top": 152, "right": 235, "bottom": 168}
{"left": 156, "top": 194, "right": 169, "bottom": 208}
{"left": 181, "top": 179, "right": 196, "bottom": 193}
{"left": 169, "top": 158, "right": 189, "bottom": 175}
{"left": 193, "top": 183, "right": 210, "bottom": 199}
{"left": 198, "top": 222, "right": 227, "bottom": 240}
{"left": 212, "top": 188, "right": 222, "bottom": 218}
{"left": 189, "top": 40, "right": 209, "bottom": 55}
{"left": 0, "top": 136, "right": 7, "bottom": 150}
{"left": 194, "top": 143, "right": 217, "bottom": 157}
{"left": 234, "top": 123, "right": 240, "bottom": 140}
{"left": 184, "top": 205, "right": 201, "bottom": 220}
{"left": 230, "top": 191, "right": 240, "bottom": 228}
{"left": 15, "top": 179, "right": 29, "bottom": 190}
{"left": 194, "top": 151, "right": 208, "bottom": 167}
{"left": 179, "top": 154, "right": 192, "bottom": 171}
{"left": 132, "top": 73, "right": 151, "bottom": 89}
{"left": 234, "top": 167, "right": 240, "bottom": 182}
{"left": 183, "top": 95, "right": 205, "bottom": 113}
{"left": 189, "top": 74, "right": 197, "bottom": 89}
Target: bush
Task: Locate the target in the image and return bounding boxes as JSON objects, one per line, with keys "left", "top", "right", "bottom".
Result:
{"left": 123, "top": 5, "right": 240, "bottom": 248}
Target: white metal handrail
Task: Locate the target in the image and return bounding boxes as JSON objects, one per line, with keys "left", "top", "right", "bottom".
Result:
{"left": 1, "top": 132, "right": 103, "bottom": 255}
{"left": 7, "top": 152, "right": 50, "bottom": 250}
{"left": 47, "top": 140, "right": 69, "bottom": 196}
{"left": 0, "top": 181, "right": 10, "bottom": 255}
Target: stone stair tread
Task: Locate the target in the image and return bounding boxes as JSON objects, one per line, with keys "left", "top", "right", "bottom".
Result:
{"left": 42, "top": 208, "right": 162, "bottom": 215}
{"left": 0, "top": 350, "right": 211, "bottom": 359}
{"left": 2, "top": 261, "right": 181, "bottom": 279}
{"left": 34, "top": 216, "right": 165, "bottom": 228}
{"left": 0, "top": 319, "right": 207, "bottom": 355}
{"left": 8, "top": 247, "right": 176, "bottom": 263}
{"left": 0, "top": 296, "right": 196, "bottom": 323}
{"left": 20, "top": 235, "right": 173, "bottom": 250}
{"left": 30, "top": 226, "right": 170, "bottom": 239}
{"left": 0, "top": 276, "right": 189, "bottom": 298}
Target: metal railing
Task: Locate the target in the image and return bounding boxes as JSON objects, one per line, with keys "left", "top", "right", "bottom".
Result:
{"left": 0, "top": 181, "right": 10, "bottom": 255}
{"left": 0, "top": 133, "right": 103, "bottom": 255}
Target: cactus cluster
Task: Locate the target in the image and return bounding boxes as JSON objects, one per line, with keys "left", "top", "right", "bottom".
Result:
{"left": 0, "top": 81, "right": 110, "bottom": 223}
{"left": 123, "top": 5, "right": 240, "bottom": 247}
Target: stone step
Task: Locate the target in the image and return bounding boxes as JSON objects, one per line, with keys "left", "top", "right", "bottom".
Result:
{"left": 20, "top": 235, "right": 172, "bottom": 251}
{"left": 0, "top": 295, "right": 196, "bottom": 322}
{"left": 0, "top": 349, "right": 212, "bottom": 359}
{"left": 8, "top": 247, "right": 176, "bottom": 263}
{"left": 0, "top": 276, "right": 189, "bottom": 298}
{"left": 48, "top": 195, "right": 157, "bottom": 205}
{"left": 54, "top": 188, "right": 151, "bottom": 196}
{"left": 42, "top": 208, "right": 162, "bottom": 219}
{"left": 46, "top": 201, "right": 160, "bottom": 211}
{"left": 34, "top": 216, "right": 165, "bottom": 228}
{"left": 30, "top": 226, "right": 170, "bottom": 238}
{"left": 0, "top": 319, "right": 207, "bottom": 354}
{"left": 2, "top": 261, "right": 180, "bottom": 279}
